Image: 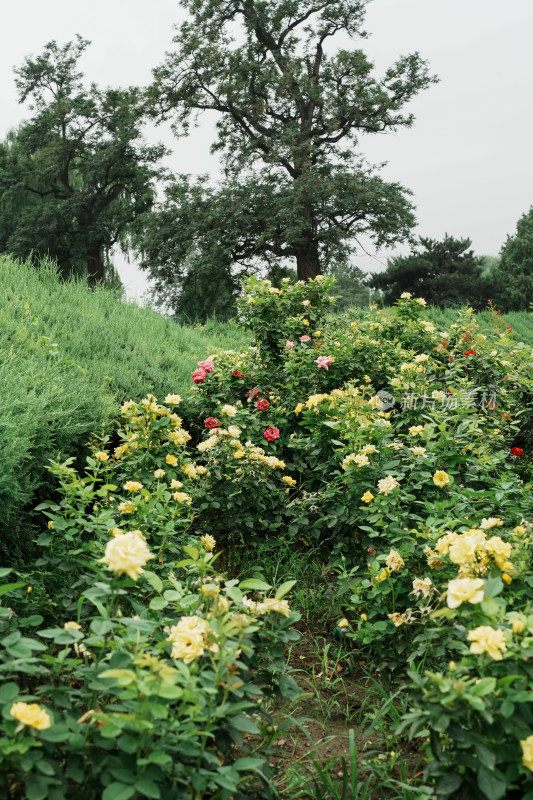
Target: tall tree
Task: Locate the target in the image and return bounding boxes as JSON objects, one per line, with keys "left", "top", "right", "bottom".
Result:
{"left": 0, "top": 37, "right": 165, "bottom": 285}
{"left": 368, "top": 235, "right": 494, "bottom": 308}
{"left": 143, "top": 0, "right": 437, "bottom": 295}
{"left": 491, "top": 206, "right": 533, "bottom": 311}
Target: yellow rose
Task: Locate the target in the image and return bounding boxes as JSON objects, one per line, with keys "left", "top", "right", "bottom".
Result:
{"left": 124, "top": 481, "right": 143, "bottom": 492}
{"left": 433, "top": 471, "right": 450, "bottom": 488}
{"left": 99, "top": 531, "right": 154, "bottom": 581}
{"left": 200, "top": 534, "right": 216, "bottom": 552}
{"left": 166, "top": 454, "right": 178, "bottom": 467}
{"left": 10, "top": 702, "right": 51, "bottom": 730}
{"left": 338, "top": 618, "right": 349, "bottom": 628}
{"left": 63, "top": 621, "right": 81, "bottom": 631}
{"left": 467, "top": 625, "right": 507, "bottom": 660}
{"left": 154, "top": 468, "right": 165, "bottom": 478}
{"left": 201, "top": 584, "right": 220, "bottom": 598}
{"left": 388, "top": 612, "right": 407, "bottom": 627}
{"left": 485, "top": 536, "right": 512, "bottom": 570}
{"left": 385, "top": 549, "right": 405, "bottom": 572}
{"left": 173, "top": 492, "right": 191, "bottom": 505}
{"left": 435, "top": 531, "right": 459, "bottom": 555}
{"left": 479, "top": 517, "right": 503, "bottom": 530}
{"left": 449, "top": 531, "right": 486, "bottom": 565}
{"left": 361, "top": 491, "right": 374, "bottom": 503}
{"left": 377, "top": 475, "right": 400, "bottom": 495}
{"left": 512, "top": 618, "right": 526, "bottom": 634}
{"left": 446, "top": 577, "right": 485, "bottom": 609}
{"left": 165, "top": 394, "right": 182, "bottom": 404}
{"left": 282, "top": 476, "right": 297, "bottom": 486}
{"left": 94, "top": 451, "right": 109, "bottom": 462}
{"left": 118, "top": 501, "right": 136, "bottom": 515}
{"left": 521, "top": 735, "right": 533, "bottom": 771}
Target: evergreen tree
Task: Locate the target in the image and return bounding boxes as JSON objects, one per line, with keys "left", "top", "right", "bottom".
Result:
{"left": 492, "top": 207, "right": 533, "bottom": 311}
{"left": 369, "top": 235, "right": 493, "bottom": 308}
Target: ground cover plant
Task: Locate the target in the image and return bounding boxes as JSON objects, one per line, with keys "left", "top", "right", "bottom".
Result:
{"left": 1, "top": 274, "right": 533, "bottom": 798}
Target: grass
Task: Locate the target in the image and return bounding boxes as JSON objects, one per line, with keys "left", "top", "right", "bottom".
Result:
{"left": 426, "top": 306, "right": 533, "bottom": 346}
{"left": 0, "top": 254, "right": 249, "bottom": 555}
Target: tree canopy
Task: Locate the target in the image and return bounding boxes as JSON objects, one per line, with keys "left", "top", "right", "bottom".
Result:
{"left": 368, "top": 235, "right": 495, "bottom": 309}
{"left": 492, "top": 206, "right": 533, "bottom": 311}
{"left": 0, "top": 37, "right": 165, "bottom": 285}
{"left": 140, "top": 0, "right": 437, "bottom": 311}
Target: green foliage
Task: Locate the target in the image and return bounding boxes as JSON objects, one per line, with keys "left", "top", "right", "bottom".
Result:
{"left": 0, "top": 36, "right": 164, "bottom": 284}
{"left": 0, "top": 255, "right": 249, "bottom": 554}
{"left": 141, "top": 0, "right": 437, "bottom": 315}
{"left": 0, "top": 514, "right": 299, "bottom": 798}
{"left": 3, "top": 268, "right": 533, "bottom": 796}
{"left": 491, "top": 206, "right": 533, "bottom": 311}
{"left": 369, "top": 235, "right": 496, "bottom": 308}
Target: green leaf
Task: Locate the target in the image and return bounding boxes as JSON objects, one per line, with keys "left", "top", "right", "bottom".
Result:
{"left": 436, "top": 773, "right": 463, "bottom": 796}
{"left": 182, "top": 546, "right": 199, "bottom": 560}
{"left": 229, "top": 714, "right": 260, "bottom": 734}
{"left": 238, "top": 579, "right": 271, "bottom": 592}
{"left": 135, "top": 779, "right": 161, "bottom": 798}
{"left": 26, "top": 777, "right": 50, "bottom": 800}
{"left": 0, "top": 582, "right": 26, "bottom": 596}
{"left": 232, "top": 756, "right": 264, "bottom": 771}
{"left": 472, "top": 677, "right": 497, "bottom": 696}
{"left": 144, "top": 570, "right": 163, "bottom": 594}
{"left": 275, "top": 580, "right": 296, "bottom": 600}
{"left": 102, "top": 783, "right": 135, "bottom": 800}
{"left": 149, "top": 597, "right": 168, "bottom": 611}
{"left": 278, "top": 673, "right": 301, "bottom": 699}
{"left": 477, "top": 765, "right": 508, "bottom": 800}
{"left": 99, "top": 669, "right": 136, "bottom": 686}
{"left": 0, "top": 682, "right": 19, "bottom": 702}
{"left": 90, "top": 619, "right": 113, "bottom": 636}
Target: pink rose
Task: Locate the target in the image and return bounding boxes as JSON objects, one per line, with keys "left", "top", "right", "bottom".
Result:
{"left": 197, "top": 359, "right": 214, "bottom": 373}
{"left": 192, "top": 368, "right": 207, "bottom": 383}
{"left": 264, "top": 426, "right": 280, "bottom": 442}
{"left": 316, "top": 356, "right": 333, "bottom": 370}
{"left": 286, "top": 340, "right": 295, "bottom": 348}
{"left": 299, "top": 335, "right": 311, "bottom": 342}
{"left": 256, "top": 399, "right": 270, "bottom": 410}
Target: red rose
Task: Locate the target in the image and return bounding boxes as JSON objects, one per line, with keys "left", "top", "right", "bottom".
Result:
{"left": 506, "top": 326, "right": 512, "bottom": 332}
{"left": 192, "top": 368, "right": 207, "bottom": 383}
{"left": 464, "top": 350, "right": 474, "bottom": 356}
{"left": 232, "top": 370, "right": 245, "bottom": 379}
{"left": 256, "top": 399, "right": 270, "bottom": 410}
{"left": 204, "top": 417, "right": 219, "bottom": 429}
{"left": 264, "top": 426, "right": 280, "bottom": 442}
{"left": 246, "top": 388, "right": 259, "bottom": 400}
{"left": 449, "top": 356, "right": 453, "bottom": 361}
{"left": 511, "top": 447, "right": 523, "bottom": 456}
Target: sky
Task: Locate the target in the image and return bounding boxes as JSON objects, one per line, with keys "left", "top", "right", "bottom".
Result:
{"left": 1, "top": 0, "right": 532, "bottom": 300}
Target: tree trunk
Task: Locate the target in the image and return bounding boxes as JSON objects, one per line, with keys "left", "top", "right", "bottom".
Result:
{"left": 295, "top": 237, "right": 321, "bottom": 282}
{"left": 86, "top": 245, "right": 105, "bottom": 287}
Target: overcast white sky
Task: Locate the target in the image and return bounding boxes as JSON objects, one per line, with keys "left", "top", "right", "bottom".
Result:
{"left": 1, "top": 0, "right": 532, "bottom": 299}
